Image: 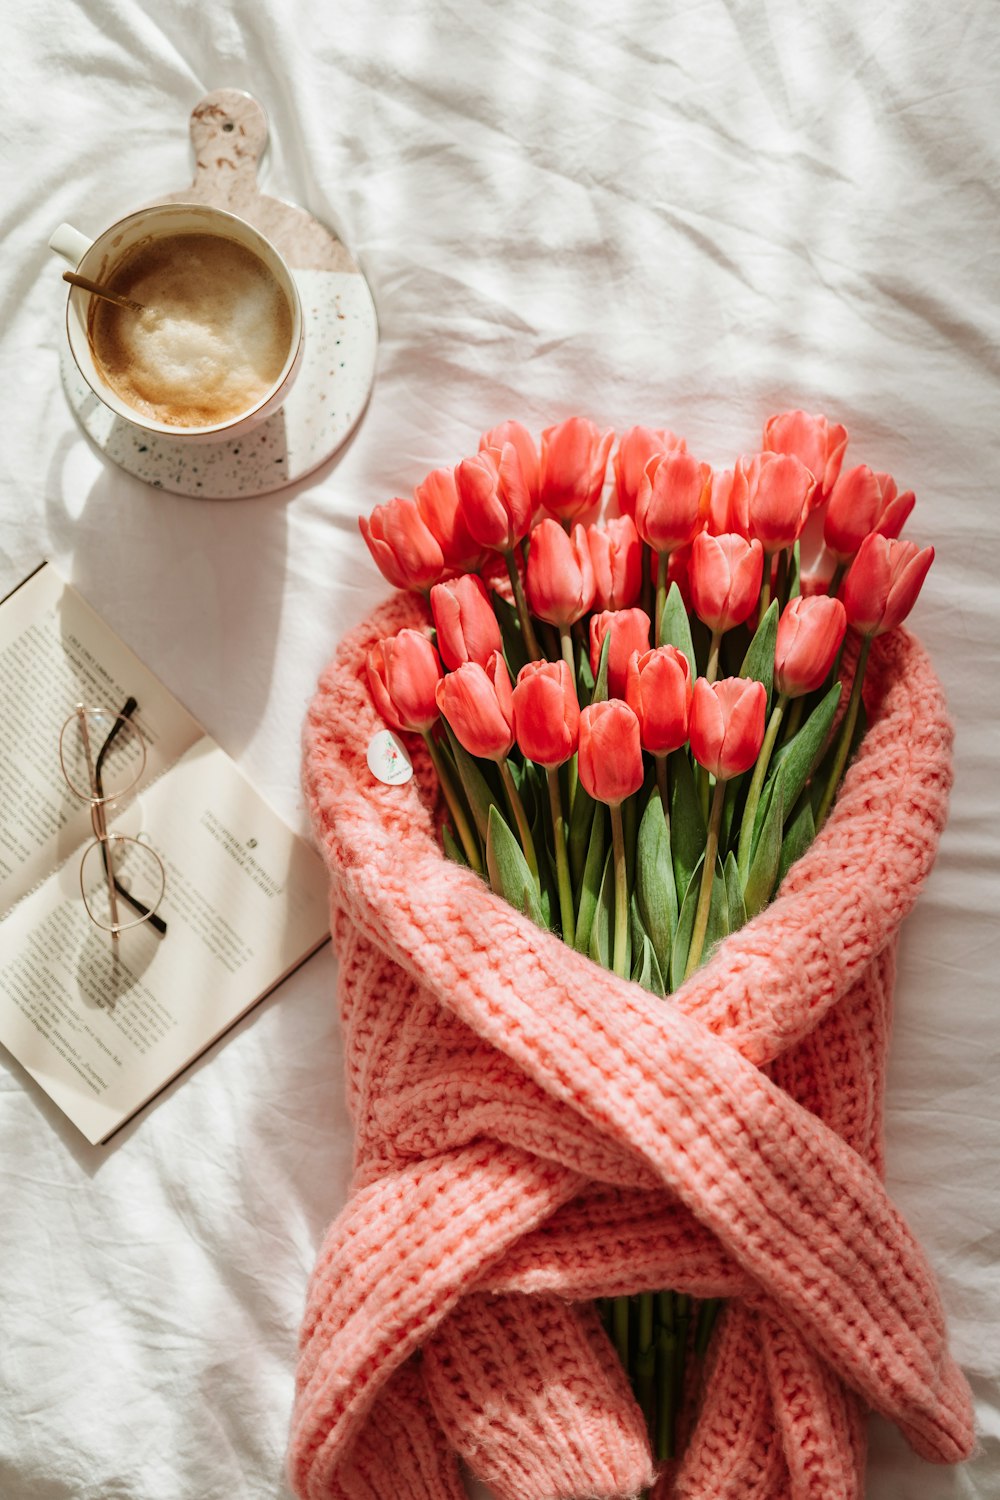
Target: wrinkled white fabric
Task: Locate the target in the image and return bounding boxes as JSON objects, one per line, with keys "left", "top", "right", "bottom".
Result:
{"left": 0, "top": 3, "right": 997, "bottom": 1498}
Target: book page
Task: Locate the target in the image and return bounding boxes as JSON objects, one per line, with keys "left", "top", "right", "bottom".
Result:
{"left": 0, "top": 563, "right": 203, "bottom": 918}
{"left": 0, "top": 738, "right": 330, "bottom": 1144}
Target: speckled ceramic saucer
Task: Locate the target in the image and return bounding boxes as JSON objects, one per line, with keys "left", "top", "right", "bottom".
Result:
{"left": 59, "top": 89, "right": 378, "bottom": 499}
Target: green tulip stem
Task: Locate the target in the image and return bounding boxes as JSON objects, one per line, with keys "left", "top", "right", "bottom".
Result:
{"left": 504, "top": 548, "right": 543, "bottom": 661}
{"left": 656, "top": 1290, "right": 678, "bottom": 1460}
{"left": 498, "top": 757, "right": 540, "bottom": 885}
{"left": 610, "top": 801, "right": 629, "bottom": 979}
{"left": 421, "top": 730, "right": 482, "bottom": 874}
{"left": 736, "top": 693, "right": 787, "bottom": 888}
{"left": 705, "top": 628, "right": 723, "bottom": 685}
{"left": 641, "top": 541, "right": 653, "bottom": 620}
{"left": 683, "top": 777, "right": 726, "bottom": 981}
{"left": 774, "top": 547, "right": 790, "bottom": 613}
{"left": 828, "top": 559, "right": 848, "bottom": 599}
{"left": 546, "top": 765, "right": 575, "bottom": 946}
{"left": 636, "top": 1290, "right": 655, "bottom": 1431}
{"left": 655, "top": 551, "right": 670, "bottom": 646}
{"left": 758, "top": 552, "right": 774, "bottom": 626}
{"left": 815, "top": 635, "right": 872, "bottom": 831}
{"left": 559, "top": 624, "right": 576, "bottom": 680}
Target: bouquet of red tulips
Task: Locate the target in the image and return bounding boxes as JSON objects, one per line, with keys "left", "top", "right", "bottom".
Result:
{"left": 358, "top": 410, "right": 934, "bottom": 1463}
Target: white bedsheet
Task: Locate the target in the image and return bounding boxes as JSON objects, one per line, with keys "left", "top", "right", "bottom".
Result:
{"left": 1, "top": 2, "right": 998, "bottom": 1497}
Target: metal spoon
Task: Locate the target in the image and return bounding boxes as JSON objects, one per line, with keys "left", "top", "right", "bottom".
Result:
{"left": 62, "top": 270, "right": 144, "bottom": 313}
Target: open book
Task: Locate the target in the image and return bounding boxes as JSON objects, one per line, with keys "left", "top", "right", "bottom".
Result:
{"left": 0, "top": 562, "right": 331, "bottom": 1144}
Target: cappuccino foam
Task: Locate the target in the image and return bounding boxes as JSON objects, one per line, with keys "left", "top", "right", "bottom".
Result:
{"left": 89, "top": 233, "right": 294, "bottom": 428}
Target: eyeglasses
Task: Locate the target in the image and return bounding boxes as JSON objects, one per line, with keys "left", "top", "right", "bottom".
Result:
{"left": 58, "top": 697, "right": 167, "bottom": 938}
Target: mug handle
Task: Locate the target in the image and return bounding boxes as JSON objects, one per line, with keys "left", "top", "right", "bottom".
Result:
{"left": 49, "top": 223, "right": 94, "bottom": 267}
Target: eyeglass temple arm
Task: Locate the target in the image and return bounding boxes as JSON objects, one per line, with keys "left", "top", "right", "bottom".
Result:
{"left": 96, "top": 697, "right": 169, "bottom": 938}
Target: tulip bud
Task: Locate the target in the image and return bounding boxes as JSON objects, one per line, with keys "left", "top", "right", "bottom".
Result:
{"left": 742, "top": 451, "right": 816, "bottom": 553}
{"left": 625, "top": 645, "right": 692, "bottom": 755}
{"left": 774, "top": 596, "right": 847, "bottom": 698}
{"left": 762, "top": 410, "right": 848, "bottom": 502}
{"left": 589, "top": 607, "right": 651, "bottom": 699}
{"left": 587, "top": 515, "right": 642, "bottom": 611}
{"left": 823, "top": 465, "right": 916, "bottom": 562}
{"left": 430, "top": 574, "right": 503, "bottom": 671}
{"left": 512, "top": 659, "right": 580, "bottom": 766}
{"left": 840, "top": 533, "right": 934, "bottom": 638}
{"left": 414, "top": 466, "right": 482, "bottom": 571}
{"left": 525, "top": 519, "right": 596, "bottom": 627}
{"left": 612, "top": 426, "right": 686, "bottom": 517}
{"left": 689, "top": 532, "right": 764, "bottom": 634}
{"left": 634, "top": 450, "right": 712, "bottom": 553}
{"left": 359, "top": 498, "right": 445, "bottom": 592}
{"left": 577, "top": 700, "right": 645, "bottom": 805}
{"left": 539, "top": 416, "right": 615, "bottom": 520}
{"left": 707, "top": 466, "right": 750, "bottom": 537}
{"left": 367, "top": 630, "right": 443, "bottom": 733}
{"left": 435, "top": 652, "right": 515, "bottom": 761}
{"left": 481, "top": 420, "right": 540, "bottom": 507}
{"left": 456, "top": 443, "right": 534, "bottom": 552}
{"left": 689, "top": 677, "right": 766, "bottom": 782}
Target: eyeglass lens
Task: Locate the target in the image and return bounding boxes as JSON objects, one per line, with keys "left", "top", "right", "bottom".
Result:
{"left": 60, "top": 709, "right": 146, "bottom": 804}
{"left": 81, "top": 835, "right": 166, "bottom": 933}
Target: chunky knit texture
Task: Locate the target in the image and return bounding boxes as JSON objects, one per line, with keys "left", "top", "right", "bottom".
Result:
{"left": 289, "top": 590, "right": 974, "bottom": 1500}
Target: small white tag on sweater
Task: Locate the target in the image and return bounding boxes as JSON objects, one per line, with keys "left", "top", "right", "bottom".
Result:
{"left": 367, "top": 730, "right": 413, "bottom": 785}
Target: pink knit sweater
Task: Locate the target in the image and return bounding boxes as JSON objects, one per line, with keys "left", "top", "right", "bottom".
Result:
{"left": 289, "top": 590, "right": 974, "bottom": 1500}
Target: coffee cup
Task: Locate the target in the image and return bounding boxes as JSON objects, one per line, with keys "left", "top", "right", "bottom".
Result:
{"left": 50, "top": 203, "right": 304, "bottom": 441}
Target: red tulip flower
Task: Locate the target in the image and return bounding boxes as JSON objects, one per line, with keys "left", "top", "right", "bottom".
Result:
{"left": 413, "top": 466, "right": 482, "bottom": 571}
{"left": 539, "top": 416, "right": 615, "bottom": 521}
{"left": 612, "top": 425, "right": 685, "bottom": 518}
{"left": 823, "top": 465, "right": 916, "bottom": 562}
{"left": 774, "top": 596, "right": 847, "bottom": 698}
{"left": 525, "top": 518, "right": 596, "bottom": 627}
{"left": 634, "top": 450, "right": 712, "bottom": 553}
{"left": 456, "top": 443, "right": 534, "bottom": 553}
{"left": 430, "top": 574, "right": 503, "bottom": 671}
{"left": 481, "top": 420, "right": 540, "bottom": 507}
{"left": 359, "top": 497, "right": 445, "bottom": 592}
{"left": 707, "top": 466, "right": 750, "bottom": 537}
{"left": 589, "top": 607, "right": 651, "bottom": 699}
{"left": 689, "top": 532, "right": 764, "bottom": 634}
{"left": 840, "top": 533, "right": 934, "bottom": 638}
{"left": 435, "top": 651, "right": 515, "bottom": 761}
{"left": 625, "top": 645, "right": 692, "bottom": 755}
{"left": 689, "top": 677, "right": 766, "bottom": 782}
{"left": 762, "top": 410, "right": 848, "bottom": 502}
{"left": 512, "top": 659, "right": 580, "bottom": 766}
{"left": 367, "top": 630, "right": 443, "bottom": 733}
{"left": 742, "top": 451, "right": 816, "bottom": 553}
{"left": 587, "top": 514, "right": 642, "bottom": 611}
{"left": 577, "top": 700, "right": 645, "bottom": 805}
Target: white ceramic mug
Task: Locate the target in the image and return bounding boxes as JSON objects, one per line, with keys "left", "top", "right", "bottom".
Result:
{"left": 50, "top": 202, "right": 303, "bottom": 441}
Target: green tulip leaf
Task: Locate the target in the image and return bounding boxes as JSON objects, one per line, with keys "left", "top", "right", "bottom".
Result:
{"left": 777, "top": 794, "right": 816, "bottom": 890}
{"left": 809, "top": 695, "right": 868, "bottom": 816}
{"left": 724, "top": 850, "right": 747, "bottom": 934}
{"left": 575, "top": 807, "right": 607, "bottom": 955}
{"left": 576, "top": 640, "right": 595, "bottom": 701}
{"left": 591, "top": 630, "right": 612, "bottom": 705}
{"left": 658, "top": 580, "right": 697, "bottom": 678}
{"left": 774, "top": 681, "right": 841, "bottom": 817}
{"left": 738, "top": 598, "right": 779, "bottom": 714}
{"left": 567, "top": 771, "right": 595, "bottom": 890}
{"left": 669, "top": 749, "right": 706, "bottom": 899}
{"left": 486, "top": 804, "right": 544, "bottom": 927}
{"left": 787, "top": 540, "right": 802, "bottom": 601}
{"left": 670, "top": 856, "right": 729, "bottom": 988}
{"left": 636, "top": 787, "right": 676, "bottom": 979}
{"left": 588, "top": 847, "right": 614, "bottom": 969}
{"left": 743, "top": 780, "right": 784, "bottom": 918}
{"left": 444, "top": 725, "right": 502, "bottom": 843}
